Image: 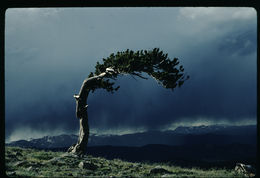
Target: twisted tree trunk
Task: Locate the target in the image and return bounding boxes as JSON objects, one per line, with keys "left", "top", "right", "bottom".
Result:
{"left": 66, "top": 49, "right": 189, "bottom": 155}
{"left": 67, "top": 72, "right": 107, "bottom": 155}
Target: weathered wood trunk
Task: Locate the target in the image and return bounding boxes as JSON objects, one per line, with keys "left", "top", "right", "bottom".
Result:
{"left": 68, "top": 73, "right": 106, "bottom": 155}
{"left": 67, "top": 114, "right": 89, "bottom": 155}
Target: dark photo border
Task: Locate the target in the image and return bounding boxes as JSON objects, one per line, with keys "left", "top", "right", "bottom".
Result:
{"left": 1, "top": 0, "right": 258, "bottom": 177}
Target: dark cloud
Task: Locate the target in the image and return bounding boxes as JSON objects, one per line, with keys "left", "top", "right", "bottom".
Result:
{"left": 5, "top": 8, "right": 257, "bottom": 141}
{"left": 219, "top": 28, "right": 257, "bottom": 56}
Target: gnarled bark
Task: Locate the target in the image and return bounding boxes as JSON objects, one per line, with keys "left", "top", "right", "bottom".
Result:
{"left": 67, "top": 72, "right": 108, "bottom": 155}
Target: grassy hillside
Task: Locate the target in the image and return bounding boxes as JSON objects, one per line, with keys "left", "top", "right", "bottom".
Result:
{"left": 5, "top": 146, "right": 246, "bottom": 177}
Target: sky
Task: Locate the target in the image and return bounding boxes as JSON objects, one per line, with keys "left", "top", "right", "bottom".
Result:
{"left": 5, "top": 7, "right": 257, "bottom": 142}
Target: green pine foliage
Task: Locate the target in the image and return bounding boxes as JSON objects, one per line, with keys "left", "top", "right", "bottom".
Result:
{"left": 88, "top": 48, "right": 189, "bottom": 93}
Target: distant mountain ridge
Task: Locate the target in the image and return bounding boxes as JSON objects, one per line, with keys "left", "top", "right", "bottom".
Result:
{"left": 6, "top": 124, "right": 256, "bottom": 149}
{"left": 7, "top": 134, "right": 78, "bottom": 149}
{"left": 173, "top": 124, "right": 256, "bottom": 135}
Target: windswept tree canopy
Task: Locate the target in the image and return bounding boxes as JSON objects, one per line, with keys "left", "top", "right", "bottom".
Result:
{"left": 88, "top": 48, "right": 189, "bottom": 93}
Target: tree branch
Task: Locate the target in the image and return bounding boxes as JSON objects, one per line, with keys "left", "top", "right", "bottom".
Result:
{"left": 130, "top": 74, "right": 138, "bottom": 81}
{"left": 131, "top": 72, "right": 148, "bottom": 80}
{"left": 148, "top": 73, "right": 164, "bottom": 86}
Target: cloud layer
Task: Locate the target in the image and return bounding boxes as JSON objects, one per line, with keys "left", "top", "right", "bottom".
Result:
{"left": 5, "top": 7, "right": 257, "bottom": 141}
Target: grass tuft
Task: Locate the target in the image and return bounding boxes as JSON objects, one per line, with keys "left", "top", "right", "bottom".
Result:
{"left": 5, "top": 146, "right": 247, "bottom": 177}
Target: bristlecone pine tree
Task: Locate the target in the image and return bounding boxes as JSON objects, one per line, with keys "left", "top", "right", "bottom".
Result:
{"left": 67, "top": 48, "right": 189, "bottom": 155}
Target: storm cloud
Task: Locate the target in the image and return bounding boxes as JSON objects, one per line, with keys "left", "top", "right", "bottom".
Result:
{"left": 5, "top": 7, "right": 257, "bottom": 142}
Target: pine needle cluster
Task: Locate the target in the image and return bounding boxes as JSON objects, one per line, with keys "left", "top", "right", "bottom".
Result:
{"left": 88, "top": 48, "right": 189, "bottom": 93}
